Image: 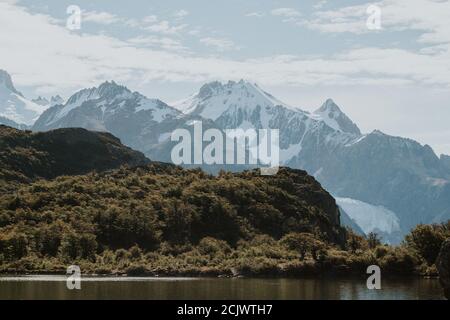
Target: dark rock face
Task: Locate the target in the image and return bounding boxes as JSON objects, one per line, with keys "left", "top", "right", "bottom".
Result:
{"left": 240, "top": 167, "right": 347, "bottom": 247}
{"left": 0, "top": 125, "right": 149, "bottom": 183}
{"left": 436, "top": 238, "right": 450, "bottom": 299}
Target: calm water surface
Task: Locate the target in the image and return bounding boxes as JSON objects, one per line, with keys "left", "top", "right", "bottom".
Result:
{"left": 0, "top": 276, "right": 444, "bottom": 300}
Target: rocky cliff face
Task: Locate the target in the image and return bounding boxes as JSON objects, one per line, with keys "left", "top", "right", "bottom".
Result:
{"left": 239, "top": 167, "right": 346, "bottom": 246}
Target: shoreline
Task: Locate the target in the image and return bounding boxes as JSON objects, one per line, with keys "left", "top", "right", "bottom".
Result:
{"left": 0, "top": 271, "right": 439, "bottom": 280}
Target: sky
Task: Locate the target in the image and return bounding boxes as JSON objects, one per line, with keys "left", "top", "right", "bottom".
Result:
{"left": 1, "top": 0, "right": 450, "bottom": 155}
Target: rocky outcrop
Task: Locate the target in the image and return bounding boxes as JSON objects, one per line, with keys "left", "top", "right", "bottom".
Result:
{"left": 436, "top": 238, "right": 450, "bottom": 299}
{"left": 0, "top": 125, "right": 149, "bottom": 184}
{"left": 238, "top": 167, "right": 347, "bottom": 247}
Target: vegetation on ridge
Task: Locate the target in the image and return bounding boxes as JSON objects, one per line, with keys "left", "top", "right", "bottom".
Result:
{"left": 0, "top": 125, "right": 448, "bottom": 280}
{"left": 0, "top": 163, "right": 448, "bottom": 277}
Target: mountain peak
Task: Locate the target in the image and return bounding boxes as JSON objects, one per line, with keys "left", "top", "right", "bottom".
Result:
{"left": 0, "top": 70, "right": 22, "bottom": 96}
{"left": 50, "top": 95, "right": 64, "bottom": 106}
{"left": 314, "top": 99, "right": 361, "bottom": 135}
{"left": 66, "top": 81, "right": 132, "bottom": 107}
{"left": 175, "top": 80, "right": 292, "bottom": 119}
{"left": 32, "top": 96, "right": 50, "bottom": 106}
{"left": 198, "top": 81, "right": 223, "bottom": 98}
{"left": 32, "top": 95, "right": 64, "bottom": 107}
{"left": 97, "top": 80, "right": 131, "bottom": 97}
{"left": 318, "top": 98, "right": 341, "bottom": 113}
{"left": 197, "top": 79, "right": 264, "bottom": 98}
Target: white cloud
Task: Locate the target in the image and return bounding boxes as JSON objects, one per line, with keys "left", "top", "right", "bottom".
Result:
{"left": 143, "top": 20, "right": 188, "bottom": 35}
{"left": 313, "top": 1, "right": 328, "bottom": 10}
{"left": 78, "top": 11, "right": 189, "bottom": 35}
{"left": 305, "top": 0, "right": 450, "bottom": 44}
{"left": 142, "top": 15, "right": 158, "bottom": 24}
{"left": 83, "top": 11, "right": 121, "bottom": 25}
{"left": 127, "top": 35, "right": 187, "bottom": 52}
{"left": 1, "top": 1, "right": 450, "bottom": 96}
{"left": 245, "top": 12, "right": 265, "bottom": 18}
{"left": 271, "top": 8, "right": 301, "bottom": 18}
{"left": 200, "top": 37, "right": 239, "bottom": 51}
{"left": 187, "top": 27, "right": 201, "bottom": 36}
{"left": 173, "top": 9, "right": 189, "bottom": 18}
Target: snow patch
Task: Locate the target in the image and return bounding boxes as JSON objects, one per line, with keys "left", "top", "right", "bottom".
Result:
{"left": 335, "top": 197, "right": 401, "bottom": 235}
{"left": 0, "top": 83, "right": 46, "bottom": 125}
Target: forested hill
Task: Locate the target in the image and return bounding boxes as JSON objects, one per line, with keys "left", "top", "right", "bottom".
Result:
{"left": 0, "top": 125, "right": 149, "bottom": 189}
{"left": 1, "top": 125, "right": 447, "bottom": 281}
{"left": 0, "top": 164, "right": 346, "bottom": 253}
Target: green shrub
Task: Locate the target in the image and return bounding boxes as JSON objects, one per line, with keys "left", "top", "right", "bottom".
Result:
{"left": 405, "top": 224, "right": 446, "bottom": 265}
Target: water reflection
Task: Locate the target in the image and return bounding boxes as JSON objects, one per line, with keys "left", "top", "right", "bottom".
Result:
{"left": 0, "top": 276, "right": 444, "bottom": 300}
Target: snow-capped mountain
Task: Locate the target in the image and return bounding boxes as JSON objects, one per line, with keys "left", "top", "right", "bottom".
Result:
{"left": 49, "top": 95, "right": 64, "bottom": 106}
{"left": 312, "top": 99, "right": 361, "bottom": 135}
{"left": 32, "top": 95, "right": 64, "bottom": 108}
{"left": 33, "top": 81, "right": 185, "bottom": 153}
{"left": 34, "top": 81, "right": 180, "bottom": 129}
{"left": 174, "top": 80, "right": 360, "bottom": 164}
{"left": 0, "top": 70, "right": 46, "bottom": 125}
{"left": 32, "top": 96, "right": 49, "bottom": 106}
{"left": 31, "top": 79, "right": 450, "bottom": 239}
{"left": 173, "top": 80, "right": 296, "bottom": 120}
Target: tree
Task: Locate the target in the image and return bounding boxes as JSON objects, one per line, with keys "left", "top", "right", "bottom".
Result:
{"left": 36, "top": 220, "right": 67, "bottom": 256}
{"left": 347, "top": 231, "right": 365, "bottom": 253}
{"left": 197, "top": 237, "right": 231, "bottom": 256}
{"left": 367, "top": 232, "right": 382, "bottom": 249}
{"left": 406, "top": 224, "right": 445, "bottom": 265}
{"left": 280, "top": 232, "right": 324, "bottom": 261}
{"left": 60, "top": 232, "right": 97, "bottom": 260}
{"left": 310, "top": 239, "right": 326, "bottom": 261}
{"left": 436, "top": 238, "right": 450, "bottom": 299}
{"left": 0, "top": 230, "right": 28, "bottom": 260}
{"left": 129, "top": 244, "right": 143, "bottom": 260}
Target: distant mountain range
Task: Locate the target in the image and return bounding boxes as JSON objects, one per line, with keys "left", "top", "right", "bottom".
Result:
{"left": 32, "top": 95, "right": 64, "bottom": 108}
{"left": 1, "top": 70, "right": 449, "bottom": 242}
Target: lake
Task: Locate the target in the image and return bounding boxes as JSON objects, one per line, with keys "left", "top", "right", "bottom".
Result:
{"left": 0, "top": 276, "right": 445, "bottom": 300}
